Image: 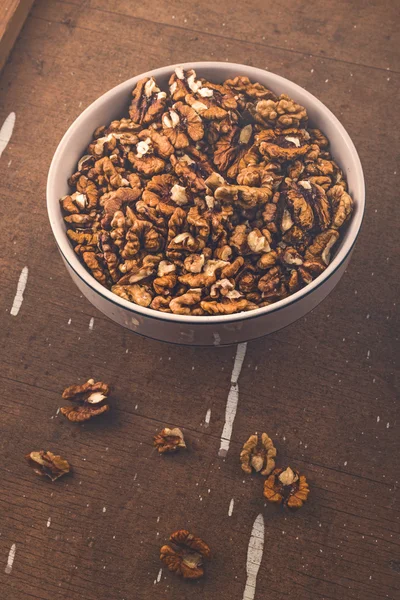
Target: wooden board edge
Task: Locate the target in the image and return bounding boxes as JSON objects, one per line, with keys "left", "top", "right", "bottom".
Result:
{"left": 0, "top": 0, "right": 35, "bottom": 72}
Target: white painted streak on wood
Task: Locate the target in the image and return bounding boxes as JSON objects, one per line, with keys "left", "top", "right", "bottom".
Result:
{"left": 228, "top": 498, "right": 234, "bottom": 516}
{"left": 218, "top": 384, "right": 238, "bottom": 458}
{"left": 89, "top": 317, "right": 94, "bottom": 331}
{"left": 5, "top": 543, "right": 16, "bottom": 574}
{"left": 153, "top": 567, "right": 163, "bottom": 584}
{"left": 0, "top": 113, "right": 16, "bottom": 158}
{"left": 10, "top": 267, "right": 28, "bottom": 316}
{"left": 231, "top": 342, "right": 247, "bottom": 384}
{"left": 213, "top": 332, "right": 221, "bottom": 346}
{"left": 242, "top": 514, "right": 265, "bottom": 600}
{"left": 204, "top": 408, "right": 211, "bottom": 427}
{"left": 218, "top": 342, "right": 247, "bottom": 457}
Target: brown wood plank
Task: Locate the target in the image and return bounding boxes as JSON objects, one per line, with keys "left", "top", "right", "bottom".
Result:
{"left": 0, "top": 0, "right": 35, "bottom": 71}
{"left": 31, "top": 0, "right": 400, "bottom": 72}
{"left": 0, "top": 0, "right": 399, "bottom": 599}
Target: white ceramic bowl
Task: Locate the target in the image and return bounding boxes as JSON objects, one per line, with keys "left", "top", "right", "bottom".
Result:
{"left": 47, "top": 62, "right": 365, "bottom": 346}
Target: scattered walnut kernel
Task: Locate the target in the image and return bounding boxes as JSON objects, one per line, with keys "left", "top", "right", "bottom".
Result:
{"left": 240, "top": 432, "right": 277, "bottom": 476}
{"left": 62, "top": 67, "right": 354, "bottom": 315}
{"left": 25, "top": 451, "right": 70, "bottom": 481}
{"left": 154, "top": 427, "right": 186, "bottom": 453}
{"left": 160, "top": 529, "right": 211, "bottom": 579}
{"left": 263, "top": 466, "right": 310, "bottom": 509}
{"left": 60, "top": 378, "right": 110, "bottom": 422}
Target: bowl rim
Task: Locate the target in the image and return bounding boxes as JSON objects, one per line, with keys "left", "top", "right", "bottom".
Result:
{"left": 47, "top": 61, "right": 365, "bottom": 325}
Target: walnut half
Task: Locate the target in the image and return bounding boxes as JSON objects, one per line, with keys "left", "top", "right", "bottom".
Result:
{"left": 263, "top": 466, "right": 310, "bottom": 509}
{"left": 25, "top": 451, "right": 70, "bottom": 481}
{"left": 160, "top": 529, "right": 211, "bottom": 579}
{"left": 60, "top": 378, "right": 110, "bottom": 422}
{"left": 153, "top": 427, "right": 186, "bottom": 453}
{"left": 240, "top": 432, "right": 277, "bottom": 475}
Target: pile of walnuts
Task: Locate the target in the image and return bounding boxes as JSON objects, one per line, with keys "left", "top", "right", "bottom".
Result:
{"left": 61, "top": 67, "right": 354, "bottom": 315}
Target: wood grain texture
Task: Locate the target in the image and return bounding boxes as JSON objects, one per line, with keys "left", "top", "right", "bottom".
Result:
{"left": 0, "top": 0, "right": 35, "bottom": 71}
{"left": 0, "top": 0, "right": 399, "bottom": 599}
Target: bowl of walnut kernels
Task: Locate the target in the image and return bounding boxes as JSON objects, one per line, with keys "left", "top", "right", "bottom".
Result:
{"left": 47, "top": 62, "right": 365, "bottom": 345}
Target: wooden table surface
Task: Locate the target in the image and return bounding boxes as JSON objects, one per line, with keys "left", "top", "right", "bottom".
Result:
{"left": 1, "top": 1, "right": 399, "bottom": 598}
